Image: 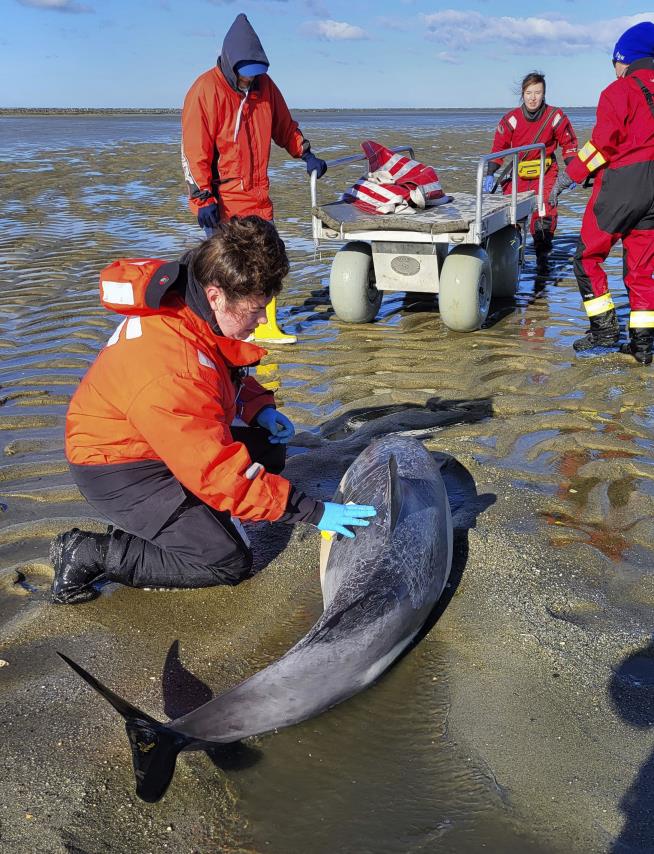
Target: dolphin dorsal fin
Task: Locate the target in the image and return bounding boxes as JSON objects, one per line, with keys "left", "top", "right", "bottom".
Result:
{"left": 386, "top": 454, "right": 403, "bottom": 531}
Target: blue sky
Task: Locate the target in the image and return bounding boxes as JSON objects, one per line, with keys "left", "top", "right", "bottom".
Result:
{"left": 2, "top": 0, "right": 652, "bottom": 109}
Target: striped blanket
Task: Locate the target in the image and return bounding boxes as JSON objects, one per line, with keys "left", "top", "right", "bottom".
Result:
{"left": 342, "top": 140, "right": 451, "bottom": 215}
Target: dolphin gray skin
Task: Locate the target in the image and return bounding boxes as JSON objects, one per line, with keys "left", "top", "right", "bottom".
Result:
{"left": 58, "top": 434, "right": 453, "bottom": 802}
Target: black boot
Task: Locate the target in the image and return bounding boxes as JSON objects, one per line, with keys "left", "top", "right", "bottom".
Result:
{"left": 534, "top": 223, "right": 553, "bottom": 274}
{"left": 50, "top": 528, "right": 111, "bottom": 604}
{"left": 573, "top": 308, "right": 620, "bottom": 352}
{"left": 620, "top": 328, "right": 654, "bottom": 365}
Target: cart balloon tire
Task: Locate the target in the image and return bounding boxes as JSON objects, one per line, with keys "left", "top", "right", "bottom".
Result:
{"left": 438, "top": 246, "right": 492, "bottom": 332}
{"left": 485, "top": 226, "right": 521, "bottom": 298}
{"left": 330, "top": 242, "right": 382, "bottom": 323}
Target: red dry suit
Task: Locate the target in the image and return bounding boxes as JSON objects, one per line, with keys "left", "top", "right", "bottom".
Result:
{"left": 565, "top": 58, "right": 654, "bottom": 330}
{"left": 181, "top": 14, "right": 308, "bottom": 222}
{"left": 489, "top": 103, "right": 578, "bottom": 238}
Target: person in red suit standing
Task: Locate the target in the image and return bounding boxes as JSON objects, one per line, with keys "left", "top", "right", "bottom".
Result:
{"left": 549, "top": 21, "right": 654, "bottom": 364}
{"left": 484, "top": 72, "right": 579, "bottom": 273}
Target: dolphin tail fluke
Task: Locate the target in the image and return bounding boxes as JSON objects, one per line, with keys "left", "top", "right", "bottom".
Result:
{"left": 57, "top": 652, "right": 189, "bottom": 803}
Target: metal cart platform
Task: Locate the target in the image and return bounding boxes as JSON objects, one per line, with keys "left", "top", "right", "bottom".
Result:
{"left": 309, "top": 144, "right": 546, "bottom": 332}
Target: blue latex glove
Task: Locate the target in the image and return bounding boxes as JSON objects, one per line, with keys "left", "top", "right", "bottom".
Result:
{"left": 301, "top": 151, "right": 327, "bottom": 179}
{"left": 256, "top": 408, "right": 295, "bottom": 444}
{"left": 482, "top": 175, "right": 495, "bottom": 193}
{"left": 197, "top": 202, "right": 220, "bottom": 230}
{"left": 317, "top": 502, "right": 377, "bottom": 539}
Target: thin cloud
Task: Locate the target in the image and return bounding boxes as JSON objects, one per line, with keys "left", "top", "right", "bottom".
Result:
{"left": 17, "top": 0, "right": 92, "bottom": 11}
{"left": 423, "top": 10, "right": 654, "bottom": 56}
{"left": 437, "top": 50, "right": 462, "bottom": 64}
{"left": 304, "top": 0, "right": 329, "bottom": 15}
{"left": 377, "top": 15, "right": 412, "bottom": 31}
{"left": 302, "top": 19, "right": 369, "bottom": 40}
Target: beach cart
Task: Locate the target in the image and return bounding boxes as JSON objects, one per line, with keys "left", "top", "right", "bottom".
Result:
{"left": 309, "top": 144, "right": 546, "bottom": 332}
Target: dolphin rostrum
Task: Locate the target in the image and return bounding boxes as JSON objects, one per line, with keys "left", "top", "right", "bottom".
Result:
{"left": 59, "top": 435, "right": 453, "bottom": 802}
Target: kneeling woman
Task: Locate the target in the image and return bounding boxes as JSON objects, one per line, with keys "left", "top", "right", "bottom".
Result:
{"left": 51, "top": 217, "right": 375, "bottom": 604}
{"left": 483, "top": 71, "right": 578, "bottom": 270}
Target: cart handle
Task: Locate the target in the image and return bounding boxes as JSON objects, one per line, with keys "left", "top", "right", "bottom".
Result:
{"left": 475, "top": 144, "right": 546, "bottom": 240}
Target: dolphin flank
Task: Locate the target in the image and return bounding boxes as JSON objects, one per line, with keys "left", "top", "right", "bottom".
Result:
{"left": 59, "top": 435, "right": 453, "bottom": 802}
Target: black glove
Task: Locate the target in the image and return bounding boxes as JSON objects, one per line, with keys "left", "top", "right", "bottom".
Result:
{"left": 548, "top": 172, "right": 574, "bottom": 207}
{"left": 197, "top": 202, "right": 220, "bottom": 230}
{"left": 301, "top": 151, "right": 327, "bottom": 179}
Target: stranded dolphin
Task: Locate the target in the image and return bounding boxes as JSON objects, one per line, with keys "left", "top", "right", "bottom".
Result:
{"left": 58, "top": 434, "right": 453, "bottom": 802}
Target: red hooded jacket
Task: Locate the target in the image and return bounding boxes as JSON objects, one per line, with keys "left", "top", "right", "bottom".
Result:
{"left": 181, "top": 14, "right": 308, "bottom": 222}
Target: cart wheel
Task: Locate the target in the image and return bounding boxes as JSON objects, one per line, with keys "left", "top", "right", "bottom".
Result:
{"left": 438, "top": 246, "right": 491, "bottom": 332}
{"left": 330, "top": 242, "right": 382, "bottom": 323}
{"left": 485, "top": 226, "right": 521, "bottom": 298}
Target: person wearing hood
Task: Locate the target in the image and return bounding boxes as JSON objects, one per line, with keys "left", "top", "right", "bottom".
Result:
{"left": 181, "top": 14, "right": 327, "bottom": 344}
{"left": 549, "top": 22, "right": 654, "bottom": 365}
{"left": 49, "top": 217, "right": 374, "bottom": 605}
{"left": 483, "top": 72, "right": 579, "bottom": 273}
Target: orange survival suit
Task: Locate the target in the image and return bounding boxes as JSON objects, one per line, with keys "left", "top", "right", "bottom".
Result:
{"left": 181, "top": 14, "right": 309, "bottom": 223}
{"left": 65, "top": 258, "right": 322, "bottom": 588}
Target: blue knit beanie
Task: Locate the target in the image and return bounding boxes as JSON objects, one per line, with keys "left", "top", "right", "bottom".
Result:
{"left": 613, "top": 21, "right": 654, "bottom": 65}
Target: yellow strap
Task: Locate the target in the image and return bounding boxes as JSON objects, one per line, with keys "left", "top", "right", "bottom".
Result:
{"left": 630, "top": 311, "right": 654, "bottom": 328}
{"left": 584, "top": 293, "right": 615, "bottom": 317}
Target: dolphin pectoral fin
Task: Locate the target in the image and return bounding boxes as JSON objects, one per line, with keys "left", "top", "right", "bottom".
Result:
{"left": 58, "top": 652, "right": 189, "bottom": 803}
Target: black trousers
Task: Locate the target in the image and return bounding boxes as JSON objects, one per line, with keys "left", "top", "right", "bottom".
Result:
{"left": 79, "top": 428, "right": 286, "bottom": 589}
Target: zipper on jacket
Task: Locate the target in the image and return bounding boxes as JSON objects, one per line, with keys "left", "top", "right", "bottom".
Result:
{"left": 233, "top": 87, "right": 249, "bottom": 142}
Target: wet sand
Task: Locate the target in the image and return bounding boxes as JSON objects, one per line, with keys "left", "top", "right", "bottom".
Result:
{"left": 1, "top": 112, "right": 654, "bottom": 853}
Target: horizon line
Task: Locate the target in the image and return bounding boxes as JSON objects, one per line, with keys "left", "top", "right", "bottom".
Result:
{"left": 0, "top": 105, "right": 597, "bottom": 113}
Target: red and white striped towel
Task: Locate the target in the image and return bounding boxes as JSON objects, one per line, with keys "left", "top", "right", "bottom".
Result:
{"left": 342, "top": 140, "right": 451, "bottom": 215}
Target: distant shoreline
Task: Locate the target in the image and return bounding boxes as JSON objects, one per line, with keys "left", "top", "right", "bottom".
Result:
{"left": 0, "top": 106, "right": 594, "bottom": 116}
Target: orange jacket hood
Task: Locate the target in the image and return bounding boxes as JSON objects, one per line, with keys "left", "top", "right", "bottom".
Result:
{"left": 98, "top": 257, "right": 268, "bottom": 369}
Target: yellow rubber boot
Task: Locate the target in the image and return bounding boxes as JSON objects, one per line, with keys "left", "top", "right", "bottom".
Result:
{"left": 253, "top": 298, "right": 297, "bottom": 345}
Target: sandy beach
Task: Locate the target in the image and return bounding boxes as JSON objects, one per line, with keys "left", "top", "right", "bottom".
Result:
{"left": 1, "top": 110, "right": 653, "bottom": 853}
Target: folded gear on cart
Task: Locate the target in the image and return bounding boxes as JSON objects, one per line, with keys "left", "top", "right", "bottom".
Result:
{"left": 342, "top": 140, "right": 453, "bottom": 215}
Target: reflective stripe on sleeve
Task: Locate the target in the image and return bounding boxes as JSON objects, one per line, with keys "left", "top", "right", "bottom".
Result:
{"left": 125, "top": 317, "right": 142, "bottom": 339}
{"left": 106, "top": 319, "right": 127, "bottom": 347}
{"left": 245, "top": 462, "right": 264, "bottom": 480}
{"left": 197, "top": 350, "right": 217, "bottom": 370}
{"left": 630, "top": 311, "right": 654, "bottom": 328}
{"left": 577, "top": 141, "right": 607, "bottom": 171}
{"left": 578, "top": 141, "right": 597, "bottom": 162}
{"left": 584, "top": 293, "right": 615, "bottom": 316}
{"left": 586, "top": 151, "right": 607, "bottom": 172}
{"left": 508, "top": 115, "right": 517, "bottom": 129}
